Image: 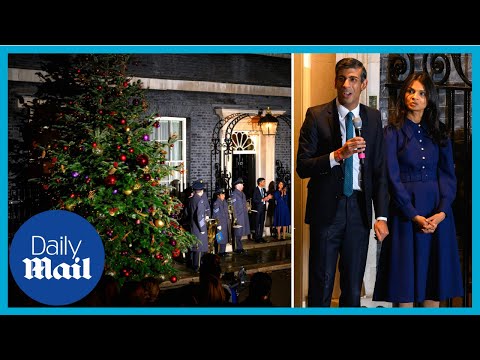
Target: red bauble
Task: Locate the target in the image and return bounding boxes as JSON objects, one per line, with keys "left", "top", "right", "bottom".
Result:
{"left": 172, "top": 248, "right": 181, "bottom": 258}
{"left": 155, "top": 253, "right": 164, "bottom": 260}
{"left": 120, "top": 154, "right": 127, "bottom": 162}
{"left": 143, "top": 173, "right": 151, "bottom": 181}
{"left": 170, "top": 239, "right": 177, "bottom": 247}
{"left": 128, "top": 148, "right": 134, "bottom": 153}
{"left": 63, "top": 146, "right": 69, "bottom": 151}
{"left": 120, "top": 119, "right": 126, "bottom": 125}
{"left": 153, "top": 121, "right": 160, "bottom": 128}
{"left": 104, "top": 174, "right": 117, "bottom": 186}
{"left": 113, "top": 161, "right": 118, "bottom": 167}
{"left": 117, "top": 145, "right": 121, "bottom": 150}
{"left": 123, "top": 81, "right": 129, "bottom": 87}
{"left": 136, "top": 154, "right": 149, "bottom": 167}
{"left": 92, "top": 142, "right": 97, "bottom": 148}
{"left": 170, "top": 275, "right": 177, "bottom": 283}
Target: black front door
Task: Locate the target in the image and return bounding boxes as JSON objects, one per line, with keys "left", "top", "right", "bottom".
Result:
{"left": 232, "top": 154, "right": 255, "bottom": 200}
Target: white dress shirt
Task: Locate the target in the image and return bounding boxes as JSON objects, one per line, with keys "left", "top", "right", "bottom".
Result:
{"left": 329, "top": 101, "right": 362, "bottom": 191}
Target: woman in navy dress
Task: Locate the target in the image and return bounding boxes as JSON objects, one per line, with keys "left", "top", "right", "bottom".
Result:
{"left": 273, "top": 180, "right": 291, "bottom": 240}
{"left": 373, "top": 72, "right": 463, "bottom": 307}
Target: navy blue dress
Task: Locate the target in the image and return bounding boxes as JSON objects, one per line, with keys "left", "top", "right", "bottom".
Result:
{"left": 273, "top": 190, "right": 291, "bottom": 227}
{"left": 373, "top": 119, "right": 464, "bottom": 302}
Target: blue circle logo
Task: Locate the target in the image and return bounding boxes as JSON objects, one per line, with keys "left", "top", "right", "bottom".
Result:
{"left": 9, "top": 210, "right": 105, "bottom": 306}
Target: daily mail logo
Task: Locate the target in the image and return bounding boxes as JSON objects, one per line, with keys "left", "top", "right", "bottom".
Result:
{"left": 9, "top": 210, "right": 105, "bottom": 306}
{"left": 24, "top": 235, "right": 91, "bottom": 280}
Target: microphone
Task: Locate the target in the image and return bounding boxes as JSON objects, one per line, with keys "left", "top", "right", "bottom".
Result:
{"left": 353, "top": 116, "right": 365, "bottom": 164}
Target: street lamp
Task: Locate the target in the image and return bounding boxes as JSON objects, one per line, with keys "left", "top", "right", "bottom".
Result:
{"left": 259, "top": 107, "right": 279, "bottom": 136}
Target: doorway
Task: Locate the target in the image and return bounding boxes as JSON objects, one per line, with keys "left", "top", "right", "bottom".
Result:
{"left": 232, "top": 153, "right": 256, "bottom": 200}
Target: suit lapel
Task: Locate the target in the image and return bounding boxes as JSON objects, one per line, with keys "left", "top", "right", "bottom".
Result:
{"left": 328, "top": 100, "right": 342, "bottom": 150}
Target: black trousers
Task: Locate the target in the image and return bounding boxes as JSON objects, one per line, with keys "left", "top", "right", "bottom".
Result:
{"left": 255, "top": 207, "right": 266, "bottom": 240}
{"left": 308, "top": 191, "right": 369, "bottom": 307}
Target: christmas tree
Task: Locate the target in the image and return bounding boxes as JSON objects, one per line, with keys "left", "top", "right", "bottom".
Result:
{"left": 26, "top": 54, "right": 198, "bottom": 285}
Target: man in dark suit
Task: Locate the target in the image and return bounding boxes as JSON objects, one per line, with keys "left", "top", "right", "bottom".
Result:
{"left": 252, "top": 177, "right": 272, "bottom": 243}
{"left": 296, "top": 58, "right": 389, "bottom": 307}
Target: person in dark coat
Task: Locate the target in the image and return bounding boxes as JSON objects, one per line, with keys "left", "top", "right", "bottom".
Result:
{"left": 373, "top": 72, "right": 464, "bottom": 307}
{"left": 296, "top": 57, "right": 389, "bottom": 307}
{"left": 188, "top": 180, "right": 209, "bottom": 271}
{"left": 212, "top": 188, "right": 230, "bottom": 256}
{"left": 265, "top": 180, "right": 276, "bottom": 237}
{"left": 252, "top": 177, "right": 272, "bottom": 243}
{"left": 230, "top": 178, "right": 250, "bottom": 254}
{"left": 273, "top": 180, "right": 291, "bottom": 240}
{"left": 239, "top": 272, "right": 274, "bottom": 307}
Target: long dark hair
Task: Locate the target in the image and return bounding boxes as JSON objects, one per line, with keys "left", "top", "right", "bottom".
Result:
{"left": 389, "top": 72, "right": 449, "bottom": 146}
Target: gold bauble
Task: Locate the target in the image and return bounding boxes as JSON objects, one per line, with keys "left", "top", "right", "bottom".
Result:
{"left": 123, "top": 189, "right": 133, "bottom": 195}
{"left": 65, "top": 203, "right": 75, "bottom": 211}
{"left": 133, "top": 183, "right": 141, "bottom": 191}
{"left": 155, "top": 219, "right": 165, "bottom": 228}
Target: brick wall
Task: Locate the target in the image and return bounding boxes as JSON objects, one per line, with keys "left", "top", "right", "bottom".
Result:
{"left": 8, "top": 54, "right": 291, "bottom": 202}
{"left": 144, "top": 89, "right": 290, "bottom": 188}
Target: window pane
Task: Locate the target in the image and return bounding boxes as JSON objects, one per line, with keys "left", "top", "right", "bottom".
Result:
{"left": 171, "top": 141, "right": 182, "bottom": 160}
{"left": 150, "top": 117, "right": 185, "bottom": 192}
{"left": 159, "top": 122, "right": 169, "bottom": 141}
{"left": 171, "top": 121, "right": 182, "bottom": 139}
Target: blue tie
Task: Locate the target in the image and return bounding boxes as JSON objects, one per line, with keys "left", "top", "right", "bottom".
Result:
{"left": 343, "top": 112, "right": 354, "bottom": 197}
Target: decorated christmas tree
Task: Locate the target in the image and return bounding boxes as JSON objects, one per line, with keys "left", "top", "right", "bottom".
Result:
{"left": 26, "top": 54, "right": 197, "bottom": 285}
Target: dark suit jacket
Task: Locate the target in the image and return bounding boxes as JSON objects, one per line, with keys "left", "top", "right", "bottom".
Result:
{"left": 252, "top": 186, "right": 267, "bottom": 212}
{"left": 296, "top": 100, "right": 388, "bottom": 228}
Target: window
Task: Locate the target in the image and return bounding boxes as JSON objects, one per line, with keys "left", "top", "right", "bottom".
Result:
{"left": 150, "top": 117, "right": 187, "bottom": 192}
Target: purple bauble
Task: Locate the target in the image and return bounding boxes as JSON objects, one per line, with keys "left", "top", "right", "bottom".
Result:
{"left": 112, "top": 189, "right": 118, "bottom": 194}
{"left": 72, "top": 171, "right": 79, "bottom": 178}
{"left": 142, "top": 134, "right": 150, "bottom": 141}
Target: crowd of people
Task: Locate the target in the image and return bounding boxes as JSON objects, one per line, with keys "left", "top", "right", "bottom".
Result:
{"left": 179, "top": 176, "right": 291, "bottom": 271}
{"left": 75, "top": 254, "right": 275, "bottom": 307}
